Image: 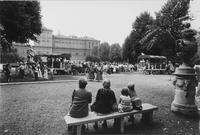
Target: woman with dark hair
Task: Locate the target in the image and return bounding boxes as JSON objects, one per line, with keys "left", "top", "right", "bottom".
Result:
{"left": 91, "top": 79, "right": 118, "bottom": 129}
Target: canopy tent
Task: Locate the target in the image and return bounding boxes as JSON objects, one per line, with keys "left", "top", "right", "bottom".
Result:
{"left": 137, "top": 55, "right": 167, "bottom": 74}
{"left": 137, "top": 55, "right": 167, "bottom": 66}
{"left": 138, "top": 55, "right": 167, "bottom": 60}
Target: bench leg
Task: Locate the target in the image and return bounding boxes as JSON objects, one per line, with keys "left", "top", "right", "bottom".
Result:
{"left": 76, "top": 125, "right": 82, "bottom": 135}
{"left": 142, "top": 111, "right": 153, "bottom": 123}
{"left": 120, "top": 117, "right": 125, "bottom": 133}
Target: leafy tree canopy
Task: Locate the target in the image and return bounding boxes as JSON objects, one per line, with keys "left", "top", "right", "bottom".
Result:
{"left": 122, "top": 0, "right": 191, "bottom": 63}
{"left": 110, "top": 43, "right": 122, "bottom": 62}
{"left": 122, "top": 11, "right": 154, "bottom": 63}
{"left": 0, "top": 48, "right": 23, "bottom": 63}
{"left": 85, "top": 55, "right": 101, "bottom": 63}
{"left": 91, "top": 46, "right": 99, "bottom": 56}
{"left": 99, "top": 42, "right": 110, "bottom": 61}
{"left": 0, "top": 1, "right": 42, "bottom": 43}
{"left": 133, "top": 11, "right": 154, "bottom": 38}
{"left": 122, "top": 36, "right": 132, "bottom": 62}
{"left": 140, "top": 0, "right": 191, "bottom": 61}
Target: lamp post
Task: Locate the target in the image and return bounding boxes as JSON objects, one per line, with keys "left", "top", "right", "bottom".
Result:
{"left": 171, "top": 23, "right": 198, "bottom": 117}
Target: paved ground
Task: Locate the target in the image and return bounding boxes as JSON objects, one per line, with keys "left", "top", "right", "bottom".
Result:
{"left": 0, "top": 73, "right": 199, "bottom": 135}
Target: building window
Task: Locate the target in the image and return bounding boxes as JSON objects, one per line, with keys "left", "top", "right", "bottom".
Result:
{"left": 76, "top": 53, "right": 79, "bottom": 56}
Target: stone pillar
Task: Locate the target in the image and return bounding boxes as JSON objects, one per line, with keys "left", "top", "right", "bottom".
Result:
{"left": 171, "top": 63, "right": 198, "bottom": 116}
{"left": 171, "top": 23, "right": 198, "bottom": 117}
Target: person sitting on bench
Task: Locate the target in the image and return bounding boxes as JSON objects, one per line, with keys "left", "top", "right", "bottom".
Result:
{"left": 118, "top": 88, "right": 133, "bottom": 113}
{"left": 69, "top": 78, "right": 92, "bottom": 117}
{"left": 91, "top": 79, "right": 118, "bottom": 129}
{"left": 128, "top": 83, "right": 142, "bottom": 110}
{"left": 68, "top": 78, "right": 92, "bottom": 130}
{"left": 127, "top": 83, "right": 142, "bottom": 123}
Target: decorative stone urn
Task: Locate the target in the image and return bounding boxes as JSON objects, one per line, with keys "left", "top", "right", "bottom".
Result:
{"left": 171, "top": 24, "right": 198, "bottom": 117}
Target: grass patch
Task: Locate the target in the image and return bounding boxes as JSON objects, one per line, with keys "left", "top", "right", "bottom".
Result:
{"left": 0, "top": 73, "right": 199, "bottom": 135}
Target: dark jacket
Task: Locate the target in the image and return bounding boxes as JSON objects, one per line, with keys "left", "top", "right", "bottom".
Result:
{"left": 69, "top": 89, "right": 92, "bottom": 118}
{"left": 93, "top": 88, "right": 117, "bottom": 114}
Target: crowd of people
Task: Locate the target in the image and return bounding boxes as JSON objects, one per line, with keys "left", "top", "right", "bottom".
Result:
{"left": 1, "top": 60, "right": 136, "bottom": 82}
{"left": 84, "top": 62, "right": 136, "bottom": 81}
{"left": 2, "top": 62, "right": 50, "bottom": 82}
{"left": 67, "top": 61, "right": 136, "bottom": 75}
{"left": 68, "top": 78, "right": 142, "bottom": 130}
{"left": 136, "top": 60, "right": 175, "bottom": 75}
{"left": 2, "top": 59, "right": 179, "bottom": 83}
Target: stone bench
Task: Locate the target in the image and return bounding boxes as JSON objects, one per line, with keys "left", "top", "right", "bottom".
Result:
{"left": 64, "top": 103, "right": 158, "bottom": 135}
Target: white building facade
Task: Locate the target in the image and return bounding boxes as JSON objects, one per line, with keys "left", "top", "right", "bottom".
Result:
{"left": 32, "top": 26, "right": 100, "bottom": 61}
{"left": 33, "top": 26, "right": 53, "bottom": 55}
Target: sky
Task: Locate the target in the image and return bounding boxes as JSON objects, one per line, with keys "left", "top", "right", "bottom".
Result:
{"left": 40, "top": 0, "right": 200, "bottom": 46}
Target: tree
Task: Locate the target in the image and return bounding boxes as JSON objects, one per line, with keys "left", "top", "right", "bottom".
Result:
{"left": 99, "top": 42, "right": 110, "bottom": 61}
{"left": 139, "top": 0, "right": 191, "bottom": 61}
{"left": 0, "top": 28, "right": 22, "bottom": 63}
{"left": 91, "top": 46, "right": 99, "bottom": 56}
{"left": 122, "top": 12, "right": 154, "bottom": 63}
{"left": 133, "top": 11, "right": 154, "bottom": 39}
{"left": 0, "top": 48, "right": 23, "bottom": 63}
{"left": 0, "top": 36, "right": 11, "bottom": 52}
{"left": 85, "top": 55, "right": 101, "bottom": 63}
{"left": 0, "top": 1, "right": 42, "bottom": 44}
{"left": 122, "top": 36, "right": 132, "bottom": 62}
{"left": 110, "top": 43, "right": 122, "bottom": 62}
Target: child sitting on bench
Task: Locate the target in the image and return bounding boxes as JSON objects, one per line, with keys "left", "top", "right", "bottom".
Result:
{"left": 127, "top": 83, "right": 142, "bottom": 124}
{"left": 118, "top": 88, "right": 133, "bottom": 112}
{"left": 128, "top": 83, "right": 142, "bottom": 110}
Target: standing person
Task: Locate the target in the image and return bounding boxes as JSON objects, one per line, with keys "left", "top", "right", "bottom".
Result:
{"left": 4, "top": 63, "right": 11, "bottom": 82}
{"left": 18, "top": 62, "right": 25, "bottom": 79}
{"left": 37, "top": 63, "right": 42, "bottom": 78}
{"left": 88, "top": 64, "right": 95, "bottom": 81}
{"left": 43, "top": 64, "right": 48, "bottom": 79}
{"left": 168, "top": 61, "right": 174, "bottom": 80}
{"left": 91, "top": 79, "right": 118, "bottom": 129}
{"left": 95, "top": 63, "right": 103, "bottom": 82}
{"left": 32, "top": 64, "right": 38, "bottom": 81}
{"left": 102, "top": 63, "right": 109, "bottom": 79}
{"left": 40, "top": 63, "right": 45, "bottom": 78}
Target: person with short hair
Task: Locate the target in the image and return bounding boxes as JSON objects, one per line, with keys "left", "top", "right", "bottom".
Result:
{"left": 91, "top": 79, "right": 118, "bottom": 129}
{"left": 69, "top": 78, "right": 92, "bottom": 118}
{"left": 118, "top": 88, "right": 133, "bottom": 113}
